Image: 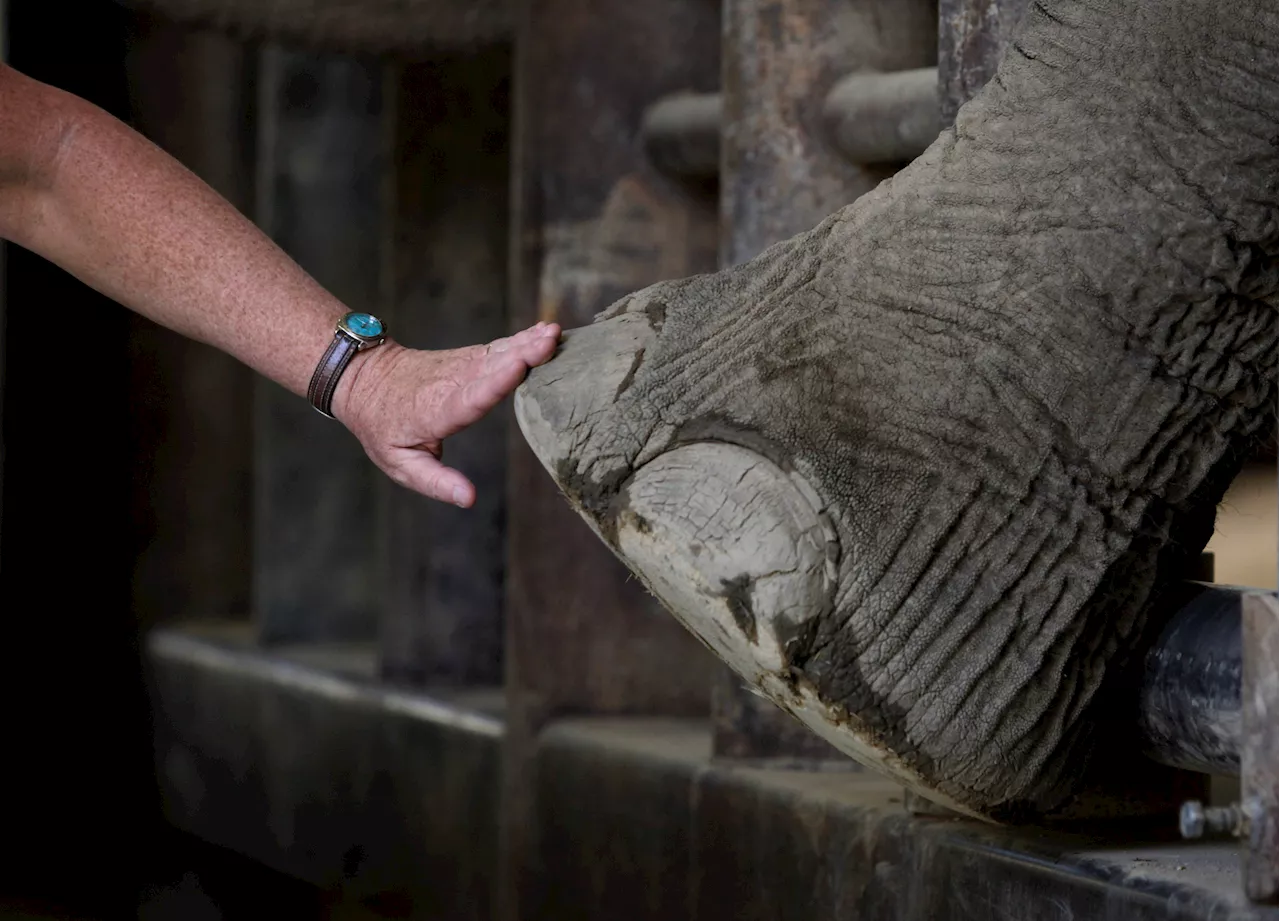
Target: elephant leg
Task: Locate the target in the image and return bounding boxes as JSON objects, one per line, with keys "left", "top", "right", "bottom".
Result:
{"left": 516, "top": 0, "right": 1278, "bottom": 820}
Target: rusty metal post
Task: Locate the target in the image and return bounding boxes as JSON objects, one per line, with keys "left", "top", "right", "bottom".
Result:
{"left": 123, "top": 19, "right": 256, "bottom": 627}
{"left": 937, "top": 0, "right": 1029, "bottom": 126}
{"left": 378, "top": 50, "right": 511, "bottom": 687}
{"left": 716, "top": 0, "right": 938, "bottom": 763}
{"left": 253, "top": 47, "right": 390, "bottom": 643}
{"left": 504, "top": 0, "right": 721, "bottom": 916}
{"left": 1242, "top": 593, "right": 1278, "bottom": 903}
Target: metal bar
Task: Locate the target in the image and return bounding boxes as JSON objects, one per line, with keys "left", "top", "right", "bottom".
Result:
{"left": 640, "top": 67, "right": 942, "bottom": 181}
{"left": 123, "top": 17, "right": 256, "bottom": 626}
{"left": 503, "top": 0, "right": 721, "bottom": 916}
{"left": 716, "top": 0, "right": 937, "bottom": 762}
{"left": 253, "top": 47, "right": 389, "bottom": 643}
{"left": 1242, "top": 593, "right": 1277, "bottom": 903}
{"left": 378, "top": 51, "right": 511, "bottom": 687}
{"left": 640, "top": 92, "right": 721, "bottom": 180}
{"left": 938, "top": 0, "right": 1030, "bottom": 126}
{"left": 822, "top": 67, "right": 940, "bottom": 165}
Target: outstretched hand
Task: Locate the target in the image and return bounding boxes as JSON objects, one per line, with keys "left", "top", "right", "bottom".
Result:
{"left": 333, "top": 322, "right": 561, "bottom": 507}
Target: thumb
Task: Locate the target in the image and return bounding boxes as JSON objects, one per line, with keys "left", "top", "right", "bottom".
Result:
{"left": 385, "top": 448, "right": 477, "bottom": 508}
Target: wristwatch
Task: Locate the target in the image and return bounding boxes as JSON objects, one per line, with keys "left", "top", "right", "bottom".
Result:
{"left": 307, "top": 311, "right": 388, "bottom": 418}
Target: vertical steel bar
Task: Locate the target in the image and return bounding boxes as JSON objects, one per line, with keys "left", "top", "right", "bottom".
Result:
{"left": 1242, "top": 592, "right": 1278, "bottom": 903}
{"left": 503, "top": 0, "right": 721, "bottom": 916}
{"left": 716, "top": 0, "right": 937, "bottom": 763}
{"left": 378, "top": 49, "right": 512, "bottom": 686}
{"left": 937, "top": 0, "right": 1029, "bottom": 126}
{"left": 253, "top": 47, "right": 390, "bottom": 643}
{"left": 124, "top": 18, "right": 256, "bottom": 626}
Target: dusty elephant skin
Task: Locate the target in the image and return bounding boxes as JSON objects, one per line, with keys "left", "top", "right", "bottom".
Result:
{"left": 516, "top": 0, "right": 1278, "bottom": 820}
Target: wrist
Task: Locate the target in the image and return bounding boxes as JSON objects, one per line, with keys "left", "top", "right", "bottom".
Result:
{"left": 306, "top": 310, "right": 391, "bottom": 421}
{"left": 330, "top": 337, "right": 405, "bottom": 430}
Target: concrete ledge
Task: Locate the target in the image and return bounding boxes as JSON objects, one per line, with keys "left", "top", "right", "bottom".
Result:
{"left": 148, "top": 625, "right": 1274, "bottom": 920}
{"left": 533, "top": 720, "right": 1275, "bottom": 921}
{"left": 146, "top": 623, "right": 502, "bottom": 919}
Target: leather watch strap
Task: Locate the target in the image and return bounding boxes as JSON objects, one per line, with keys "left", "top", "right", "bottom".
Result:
{"left": 307, "top": 333, "right": 358, "bottom": 419}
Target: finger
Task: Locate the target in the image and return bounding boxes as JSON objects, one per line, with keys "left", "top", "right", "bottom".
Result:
{"left": 487, "top": 322, "right": 561, "bottom": 357}
{"left": 482, "top": 324, "right": 561, "bottom": 374}
{"left": 440, "top": 354, "right": 529, "bottom": 435}
{"left": 387, "top": 449, "right": 477, "bottom": 508}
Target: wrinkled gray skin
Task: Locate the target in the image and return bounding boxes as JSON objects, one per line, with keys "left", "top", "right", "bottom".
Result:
{"left": 517, "top": 0, "right": 1278, "bottom": 821}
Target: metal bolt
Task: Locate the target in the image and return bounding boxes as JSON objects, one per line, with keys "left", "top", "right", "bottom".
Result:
{"left": 1179, "top": 800, "right": 1244, "bottom": 839}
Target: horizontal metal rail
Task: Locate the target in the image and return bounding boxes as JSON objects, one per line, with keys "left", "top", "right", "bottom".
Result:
{"left": 640, "top": 67, "right": 941, "bottom": 179}
{"left": 822, "top": 67, "right": 940, "bottom": 165}
{"left": 640, "top": 92, "right": 722, "bottom": 179}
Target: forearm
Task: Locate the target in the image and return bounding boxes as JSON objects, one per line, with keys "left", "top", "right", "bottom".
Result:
{"left": 0, "top": 64, "right": 350, "bottom": 401}
{"left": 0, "top": 64, "right": 562, "bottom": 507}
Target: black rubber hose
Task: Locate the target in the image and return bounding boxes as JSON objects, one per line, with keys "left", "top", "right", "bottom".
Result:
{"left": 1135, "top": 583, "right": 1268, "bottom": 775}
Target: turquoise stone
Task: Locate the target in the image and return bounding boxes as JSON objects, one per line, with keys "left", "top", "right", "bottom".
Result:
{"left": 345, "top": 312, "right": 384, "bottom": 338}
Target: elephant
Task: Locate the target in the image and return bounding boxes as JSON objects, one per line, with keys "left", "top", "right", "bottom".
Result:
{"left": 514, "top": 0, "right": 1278, "bottom": 821}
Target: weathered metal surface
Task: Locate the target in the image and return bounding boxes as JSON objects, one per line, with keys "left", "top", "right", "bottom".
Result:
{"left": 147, "top": 623, "right": 503, "bottom": 919}
{"left": 115, "top": 0, "right": 510, "bottom": 53}
{"left": 822, "top": 67, "right": 940, "bottom": 165}
{"left": 253, "top": 47, "right": 389, "bottom": 644}
{"left": 535, "top": 718, "right": 1275, "bottom": 921}
{"left": 1242, "top": 593, "right": 1278, "bottom": 903}
{"left": 1136, "top": 584, "right": 1261, "bottom": 776}
{"left": 505, "top": 0, "right": 722, "bottom": 915}
{"left": 641, "top": 68, "right": 941, "bottom": 182}
{"left": 124, "top": 16, "right": 256, "bottom": 627}
{"left": 937, "top": 0, "right": 1030, "bottom": 127}
{"left": 716, "top": 0, "right": 937, "bottom": 759}
{"left": 720, "top": 0, "right": 937, "bottom": 265}
{"left": 378, "top": 50, "right": 511, "bottom": 687}
{"left": 641, "top": 92, "right": 722, "bottom": 180}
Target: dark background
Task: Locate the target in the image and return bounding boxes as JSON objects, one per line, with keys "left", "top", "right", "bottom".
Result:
{"left": 0, "top": 1, "right": 308, "bottom": 916}
{"left": 1, "top": 0, "right": 148, "bottom": 911}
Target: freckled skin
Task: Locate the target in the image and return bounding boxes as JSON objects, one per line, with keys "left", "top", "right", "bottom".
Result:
{"left": 518, "top": 0, "right": 1278, "bottom": 818}
{"left": 0, "top": 62, "right": 559, "bottom": 507}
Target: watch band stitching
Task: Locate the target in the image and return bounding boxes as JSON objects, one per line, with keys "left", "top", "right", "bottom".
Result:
{"left": 308, "top": 334, "right": 357, "bottom": 418}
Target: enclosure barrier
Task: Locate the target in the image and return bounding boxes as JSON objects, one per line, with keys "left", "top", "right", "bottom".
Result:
{"left": 642, "top": 67, "right": 941, "bottom": 180}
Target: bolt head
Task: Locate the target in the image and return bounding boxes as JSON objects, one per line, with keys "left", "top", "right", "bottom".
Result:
{"left": 1179, "top": 800, "right": 1206, "bottom": 839}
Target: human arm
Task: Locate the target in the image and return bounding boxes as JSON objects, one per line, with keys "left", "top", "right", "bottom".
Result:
{"left": 0, "top": 62, "right": 558, "bottom": 506}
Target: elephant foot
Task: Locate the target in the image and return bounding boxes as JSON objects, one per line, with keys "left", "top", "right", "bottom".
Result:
{"left": 516, "top": 0, "right": 1277, "bottom": 820}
